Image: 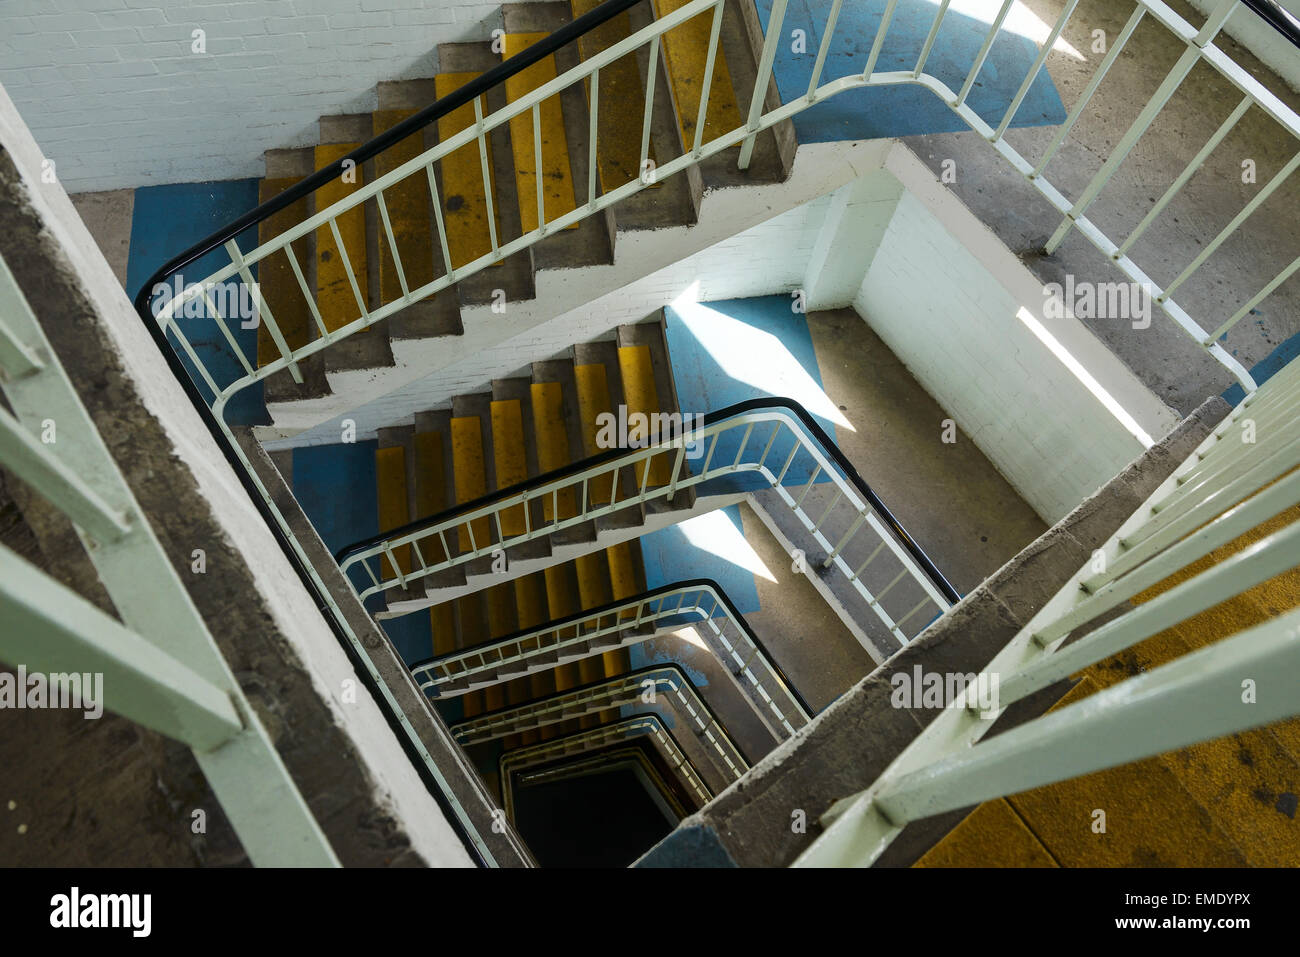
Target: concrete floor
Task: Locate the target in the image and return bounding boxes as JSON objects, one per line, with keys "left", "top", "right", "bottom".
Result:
{"left": 903, "top": 0, "right": 1300, "bottom": 415}
{"left": 68, "top": 188, "right": 132, "bottom": 288}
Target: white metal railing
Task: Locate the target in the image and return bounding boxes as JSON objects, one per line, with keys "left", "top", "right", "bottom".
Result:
{"left": 345, "top": 405, "right": 955, "bottom": 650}
{"left": 499, "top": 714, "right": 712, "bottom": 819}
{"left": 0, "top": 253, "right": 338, "bottom": 867}
{"left": 451, "top": 665, "right": 751, "bottom": 784}
{"left": 792, "top": 354, "right": 1300, "bottom": 867}
{"left": 146, "top": 0, "right": 1298, "bottom": 407}
{"left": 512, "top": 745, "right": 692, "bottom": 819}
{"left": 416, "top": 581, "right": 812, "bottom": 738}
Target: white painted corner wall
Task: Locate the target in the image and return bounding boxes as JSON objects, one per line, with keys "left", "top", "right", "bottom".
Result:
{"left": 0, "top": 0, "right": 528, "bottom": 193}
{"left": 1189, "top": 0, "right": 1300, "bottom": 92}
{"left": 832, "top": 145, "right": 1179, "bottom": 525}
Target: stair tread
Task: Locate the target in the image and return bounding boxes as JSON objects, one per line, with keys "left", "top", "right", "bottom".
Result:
{"left": 375, "top": 445, "right": 412, "bottom": 578}
{"left": 915, "top": 800, "right": 1058, "bottom": 868}
{"left": 451, "top": 415, "right": 491, "bottom": 552}
{"left": 569, "top": 0, "right": 657, "bottom": 195}
{"left": 530, "top": 381, "right": 578, "bottom": 522}
{"left": 617, "top": 344, "right": 674, "bottom": 487}
{"left": 313, "top": 143, "right": 370, "bottom": 331}
{"left": 490, "top": 399, "right": 530, "bottom": 537}
{"left": 501, "top": 32, "right": 580, "bottom": 234}
{"left": 256, "top": 178, "right": 314, "bottom": 368}
{"left": 371, "top": 109, "right": 439, "bottom": 316}
{"left": 651, "top": 0, "right": 742, "bottom": 150}
{"left": 434, "top": 72, "right": 502, "bottom": 270}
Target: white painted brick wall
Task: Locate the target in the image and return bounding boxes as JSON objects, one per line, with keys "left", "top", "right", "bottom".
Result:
{"left": 1, "top": 0, "right": 526, "bottom": 192}
{"left": 853, "top": 186, "right": 1164, "bottom": 524}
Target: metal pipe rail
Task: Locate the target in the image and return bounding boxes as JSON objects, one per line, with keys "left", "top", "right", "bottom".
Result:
{"left": 500, "top": 714, "right": 712, "bottom": 820}
{"left": 121, "top": 0, "right": 1299, "bottom": 865}
{"left": 0, "top": 253, "right": 337, "bottom": 866}
{"left": 341, "top": 398, "right": 958, "bottom": 649}
{"left": 138, "top": 0, "right": 1300, "bottom": 413}
{"left": 513, "top": 746, "right": 692, "bottom": 820}
{"left": 415, "top": 579, "right": 812, "bottom": 738}
{"left": 451, "top": 663, "right": 752, "bottom": 780}
{"left": 792, "top": 354, "right": 1300, "bottom": 867}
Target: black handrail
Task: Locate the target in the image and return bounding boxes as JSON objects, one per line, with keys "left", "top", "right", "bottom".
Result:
{"left": 122, "top": 2, "right": 659, "bottom": 870}
{"left": 129, "top": 0, "right": 645, "bottom": 314}
{"left": 454, "top": 662, "right": 757, "bottom": 764}
{"left": 411, "top": 577, "right": 819, "bottom": 720}
{"left": 1240, "top": 0, "right": 1300, "bottom": 49}
{"left": 336, "top": 396, "right": 963, "bottom": 604}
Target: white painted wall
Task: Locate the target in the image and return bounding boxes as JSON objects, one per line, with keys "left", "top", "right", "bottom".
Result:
{"left": 0, "top": 0, "right": 519, "bottom": 193}
{"left": 847, "top": 146, "right": 1180, "bottom": 525}
{"left": 261, "top": 139, "right": 886, "bottom": 447}
{"left": 1189, "top": 0, "right": 1300, "bottom": 92}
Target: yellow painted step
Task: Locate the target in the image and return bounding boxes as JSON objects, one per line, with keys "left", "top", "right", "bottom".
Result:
{"left": 569, "top": 0, "right": 658, "bottom": 193}
{"left": 413, "top": 431, "right": 447, "bottom": 568}
{"left": 501, "top": 33, "right": 579, "bottom": 234}
{"left": 450, "top": 416, "right": 491, "bottom": 553}
{"left": 915, "top": 800, "right": 1057, "bottom": 868}
{"left": 256, "top": 178, "right": 314, "bottom": 368}
{"left": 574, "top": 551, "right": 612, "bottom": 690}
{"left": 484, "top": 582, "right": 517, "bottom": 713}
{"left": 574, "top": 362, "right": 614, "bottom": 451}
{"left": 372, "top": 109, "right": 436, "bottom": 304}
{"left": 375, "top": 446, "right": 411, "bottom": 578}
{"left": 651, "top": 0, "right": 742, "bottom": 150}
{"left": 605, "top": 541, "right": 641, "bottom": 664}
{"left": 543, "top": 563, "right": 582, "bottom": 691}
{"left": 617, "top": 344, "right": 673, "bottom": 487}
{"left": 490, "top": 399, "right": 529, "bottom": 535}
{"left": 430, "top": 601, "right": 456, "bottom": 657}
{"left": 434, "top": 72, "right": 502, "bottom": 270}
{"left": 529, "top": 382, "right": 577, "bottom": 522}
{"left": 457, "top": 594, "right": 489, "bottom": 718}
{"left": 313, "top": 143, "right": 369, "bottom": 330}
{"left": 516, "top": 572, "right": 558, "bottom": 741}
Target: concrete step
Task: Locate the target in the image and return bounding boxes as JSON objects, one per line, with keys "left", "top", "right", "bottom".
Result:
{"left": 255, "top": 178, "right": 329, "bottom": 402}
{"left": 370, "top": 107, "right": 463, "bottom": 343}
{"left": 501, "top": 31, "right": 580, "bottom": 236}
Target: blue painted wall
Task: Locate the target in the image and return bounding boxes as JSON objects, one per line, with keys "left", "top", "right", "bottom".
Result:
{"left": 754, "top": 0, "right": 1066, "bottom": 143}
{"left": 126, "top": 179, "right": 268, "bottom": 426}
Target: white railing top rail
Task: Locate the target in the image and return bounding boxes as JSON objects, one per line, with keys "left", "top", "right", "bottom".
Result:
{"left": 139, "top": 0, "right": 1299, "bottom": 414}
{"left": 343, "top": 400, "right": 958, "bottom": 649}
{"left": 453, "top": 664, "right": 749, "bottom": 783}
{"left": 792, "top": 353, "right": 1300, "bottom": 867}
{"left": 499, "top": 714, "right": 712, "bottom": 818}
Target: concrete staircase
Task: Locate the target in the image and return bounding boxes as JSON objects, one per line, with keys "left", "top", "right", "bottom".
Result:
{"left": 916, "top": 506, "right": 1300, "bottom": 868}
{"left": 367, "top": 312, "right": 697, "bottom": 611}
{"left": 250, "top": 0, "right": 788, "bottom": 423}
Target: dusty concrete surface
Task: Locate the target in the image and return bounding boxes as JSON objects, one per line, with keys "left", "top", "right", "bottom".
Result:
{"left": 808, "top": 308, "right": 1048, "bottom": 594}
{"left": 68, "top": 188, "right": 133, "bottom": 288}
{"left": 903, "top": 0, "right": 1300, "bottom": 415}
{"left": 0, "top": 146, "right": 449, "bottom": 867}
{"left": 637, "top": 396, "right": 1228, "bottom": 867}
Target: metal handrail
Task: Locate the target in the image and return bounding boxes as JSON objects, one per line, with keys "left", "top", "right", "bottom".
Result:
{"left": 1240, "top": 0, "right": 1300, "bottom": 47}
{"left": 793, "top": 354, "right": 1300, "bottom": 867}
{"left": 339, "top": 398, "right": 959, "bottom": 651}
{"left": 499, "top": 714, "right": 712, "bottom": 817}
{"left": 127, "top": 0, "right": 645, "bottom": 320}
{"left": 416, "top": 579, "right": 813, "bottom": 737}
{"left": 452, "top": 663, "right": 750, "bottom": 781}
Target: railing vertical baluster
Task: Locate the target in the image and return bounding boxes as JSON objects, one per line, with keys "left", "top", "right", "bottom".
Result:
{"left": 993, "top": 0, "right": 1080, "bottom": 141}
{"left": 532, "top": 102, "right": 546, "bottom": 235}
{"left": 587, "top": 67, "right": 600, "bottom": 207}
{"left": 862, "top": 0, "right": 900, "bottom": 80}
{"left": 693, "top": 1, "right": 727, "bottom": 156}
{"left": 807, "top": 0, "right": 845, "bottom": 100}
{"left": 473, "top": 97, "right": 500, "bottom": 258}
{"left": 739, "top": 0, "right": 787, "bottom": 170}
{"left": 913, "top": 0, "right": 952, "bottom": 77}
{"left": 641, "top": 36, "right": 660, "bottom": 181}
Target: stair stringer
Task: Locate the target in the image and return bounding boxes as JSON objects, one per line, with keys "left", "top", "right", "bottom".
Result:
{"left": 256, "top": 138, "right": 889, "bottom": 445}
